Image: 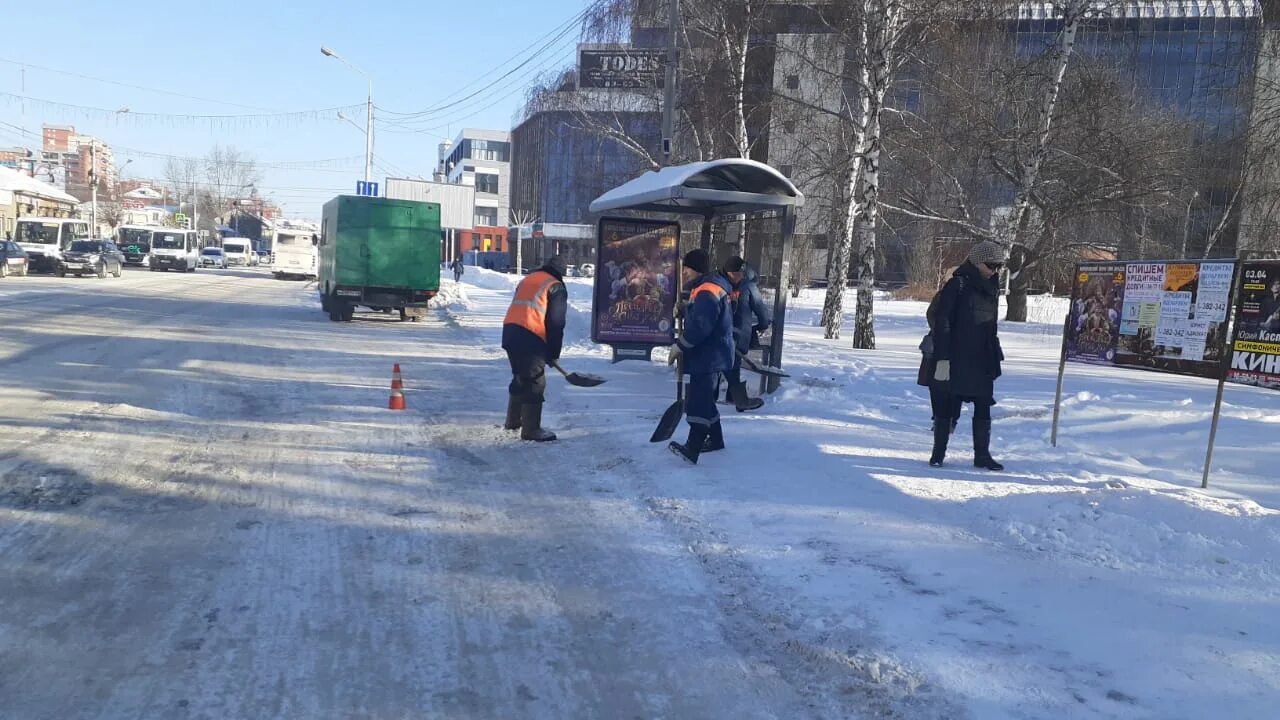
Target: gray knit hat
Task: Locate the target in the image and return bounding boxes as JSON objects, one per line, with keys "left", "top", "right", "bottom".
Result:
{"left": 968, "top": 240, "right": 1009, "bottom": 267}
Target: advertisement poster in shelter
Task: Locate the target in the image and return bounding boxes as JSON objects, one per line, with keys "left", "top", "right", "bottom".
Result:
{"left": 1066, "top": 263, "right": 1125, "bottom": 364}
{"left": 1063, "top": 260, "right": 1235, "bottom": 380}
{"left": 1227, "top": 262, "right": 1280, "bottom": 390}
{"left": 592, "top": 218, "right": 680, "bottom": 346}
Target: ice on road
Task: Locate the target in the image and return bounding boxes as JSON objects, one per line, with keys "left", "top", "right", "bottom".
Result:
{"left": 1, "top": 267, "right": 1278, "bottom": 719}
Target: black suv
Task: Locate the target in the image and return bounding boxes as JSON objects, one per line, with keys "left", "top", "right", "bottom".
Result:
{"left": 60, "top": 240, "right": 125, "bottom": 279}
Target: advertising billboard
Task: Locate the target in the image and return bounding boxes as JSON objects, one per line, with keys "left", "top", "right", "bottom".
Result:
{"left": 1064, "top": 260, "right": 1235, "bottom": 380}
{"left": 1227, "top": 261, "right": 1280, "bottom": 390}
{"left": 592, "top": 217, "right": 679, "bottom": 347}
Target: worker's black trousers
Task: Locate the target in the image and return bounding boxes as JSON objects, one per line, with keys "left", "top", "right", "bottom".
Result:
{"left": 506, "top": 350, "right": 547, "bottom": 403}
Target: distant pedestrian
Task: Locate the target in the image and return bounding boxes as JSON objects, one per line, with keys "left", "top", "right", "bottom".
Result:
{"left": 501, "top": 255, "right": 568, "bottom": 442}
{"left": 927, "top": 240, "right": 1008, "bottom": 471}
{"left": 451, "top": 258, "right": 464, "bottom": 283}
{"left": 720, "top": 256, "right": 770, "bottom": 412}
{"left": 668, "top": 249, "right": 735, "bottom": 464}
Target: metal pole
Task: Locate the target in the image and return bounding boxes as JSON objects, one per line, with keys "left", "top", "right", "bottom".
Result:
{"left": 661, "top": 0, "right": 679, "bottom": 166}
{"left": 89, "top": 144, "right": 98, "bottom": 236}
{"left": 766, "top": 207, "right": 797, "bottom": 394}
{"left": 365, "top": 79, "right": 374, "bottom": 185}
{"left": 1202, "top": 261, "right": 1243, "bottom": 488}
{"left": 1050, "top": 313, "right": 1071, "bottom": 447}
{"left": 1202, "top": 377, "right": 1227, "bottom": 489}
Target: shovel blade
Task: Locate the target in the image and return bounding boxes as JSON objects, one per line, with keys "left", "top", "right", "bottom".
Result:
{"left": 650, "top": 400, "right": 684, "bottom": 443}
{"left": 566, "top": 372, "right": 606, "bottom": 388}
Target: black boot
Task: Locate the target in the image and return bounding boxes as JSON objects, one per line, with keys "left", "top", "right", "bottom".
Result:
{"left": 669, "top": 425, "right": 709, "bottom": 464}
{"left": 702, "top": 421, "right": 725, "bottom": 452}
{"left": 504, "top": 396, "right": 522, "bottom": 431}
{"left": 973, "top": 417, "right": 1003, "bottom": 471}
{"left": 929, "top": 417, "right": 950, "bottom": 467}
{"left": 729, "top": 382, "right": 765, "bottom": 412}
{"left": 520, "top": 402, "right": 557, "bottom": 442}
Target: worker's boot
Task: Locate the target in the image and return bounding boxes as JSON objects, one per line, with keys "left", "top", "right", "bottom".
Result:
{"left": 702, "top": 421, "right": 725, "bottom": 453}
{"left": 520, "top": 402, "right": 557, "bottom": 442}
{"left": 929, "top": 417, "right": 951, "bottom": 468}
{"left": 730, "top": 383, "right": 765, "bottom": 412}
{"left": 972, "top": 417, "right": 1003, "bottom": 471}
{"left": 669, "top": 425, "right": 709, "bottom": 465}
{"left": 504, "top": 396, "right": 522, "bottom": 431}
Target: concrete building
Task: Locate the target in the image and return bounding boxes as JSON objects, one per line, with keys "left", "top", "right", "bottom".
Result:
{"left": 40, "top": 125, "right": 116, "bottom": 202}
{"left": 440, "top": 129, "right": 512, "bottom": 228}
{"left": 510, "top": 83, "right": 660, "bottom": 228}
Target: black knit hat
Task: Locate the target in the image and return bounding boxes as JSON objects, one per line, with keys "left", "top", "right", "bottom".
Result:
{"left": 682, "top": 249, "right": 710, "bottom": 274}
{"left": 543, "top": 255, "right": 568, "bottom": 279}
{"left": 722, "top": 256, "right": 746, "bottom": 273}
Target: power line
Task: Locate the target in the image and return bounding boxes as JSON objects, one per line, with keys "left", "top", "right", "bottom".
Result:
{"left": 375, "top": 33, "right": 578, "bottom": 135}
{"left": 378, "top": 7, "right": 586, "bottom": 120}
{"left": 0, "top": 57, "right": 277, "bottom": 112}
{"left": 0, "top": 92, "right": 365, "bottom": 128}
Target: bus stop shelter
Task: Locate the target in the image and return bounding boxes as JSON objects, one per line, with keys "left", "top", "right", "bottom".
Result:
{"left": 589, "top": 158, "right": 804, "bottom": 391}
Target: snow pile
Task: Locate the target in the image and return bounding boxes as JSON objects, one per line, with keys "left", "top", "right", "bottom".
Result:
{"left": 430, "top": 280, "right": 473, "bottom": 312}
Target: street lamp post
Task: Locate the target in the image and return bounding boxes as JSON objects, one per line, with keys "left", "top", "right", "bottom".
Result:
{"left": 321, "top": 46, "right": 373, "bottom": 184}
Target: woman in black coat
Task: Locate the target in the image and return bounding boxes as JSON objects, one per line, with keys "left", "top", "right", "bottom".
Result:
{"left": 928, "top": 241, "right": 1008, "bottom": 470}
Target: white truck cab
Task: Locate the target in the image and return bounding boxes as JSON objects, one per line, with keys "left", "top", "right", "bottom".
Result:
{"left": 222, "top": 238, "right": 253, "bottom": 266}
{"left": 13, "top": 218, "right": 91, "bottom": 273}
{"left": 148, "top": 229, "right": 200, "bottom": 272}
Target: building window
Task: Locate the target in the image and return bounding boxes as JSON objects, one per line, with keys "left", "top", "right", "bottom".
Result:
{"left": 786, "top": 75, "right": 800, "bottom": 90}
{"left": 475, "top": 173, "right": 500, "bottom": 194}
{"left": 475, "top": 207, "right": 498, "bottom": 226}
{"left": 778, "top": 164, "right": 793, "bottom": 179}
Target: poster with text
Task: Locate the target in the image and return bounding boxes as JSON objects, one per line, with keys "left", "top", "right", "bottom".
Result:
{"left": 1227, "top": 261, "right": 1280, "bottom": 390}
{"left": 1065, "top": 260, "right": 1235, "bottom": 380}
{"left": 591, "top": 218, "right": 680, "bottom": 346}
{"left": 1066, "top": 263, "right": 1125, "bottom": 364}
{"left": 1113, "top": 260, "right": 1233, "bottom": 379}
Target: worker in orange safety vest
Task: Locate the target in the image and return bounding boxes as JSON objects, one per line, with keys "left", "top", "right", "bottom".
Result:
{"left": 502, "top": 255, "right": 569, "bottom": 441}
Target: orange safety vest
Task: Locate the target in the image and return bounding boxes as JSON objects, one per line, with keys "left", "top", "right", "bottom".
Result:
{"left": 503, "top": 270, "right": 561, "bottom": 341}
{"left": 692, "top": 281, "right": 728, "bottom": 304}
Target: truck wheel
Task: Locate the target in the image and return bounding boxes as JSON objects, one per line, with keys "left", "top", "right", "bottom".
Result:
{"left": 328, "top": 300, "right": 343, "bottom": 322}
{"left": 320, "top": 292, "right": 331, "bottom": 313}
{"left": 341, "top": 303, "right": 355, "bottom": 322}
{"left": 399, "top": 308, "right": 408, "bottom": 322}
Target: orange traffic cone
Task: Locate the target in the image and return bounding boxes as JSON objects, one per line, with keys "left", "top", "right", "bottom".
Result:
{"left": 388, "top": 363, "right": 406, "bottom": 410}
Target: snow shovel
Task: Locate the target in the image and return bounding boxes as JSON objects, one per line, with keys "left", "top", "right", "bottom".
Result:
{"left": 548, "top": 360, "right": 607, "bottom": 388}
{"left": 738, "top": 351, "right": 790, "bottom": 378}
{"left": 650, "top": 357, "right": 684, "bottom": 443}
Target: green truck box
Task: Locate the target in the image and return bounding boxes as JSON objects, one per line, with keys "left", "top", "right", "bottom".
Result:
{"left": 319, "top": 195, "right": 442, "bottom": 322}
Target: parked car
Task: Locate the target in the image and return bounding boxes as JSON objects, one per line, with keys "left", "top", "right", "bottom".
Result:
{"left": 60, "top": 240, "right": 124, "bottom": 278}
{"left": 0, "top": 241, "right": 29, "bottom": 277}
{"left": 256, "top": 250, "right": 271, "bottom": 266}
{"left": 200, "top": 247, "right": 228, "bottom": 268}
{"left": 579, "top": 263, "right": 595, "bottom": 278}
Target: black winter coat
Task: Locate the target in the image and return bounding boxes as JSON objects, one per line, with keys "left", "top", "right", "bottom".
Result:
{"left": 930, "top": 261, "right": 1003, "bottom": 403}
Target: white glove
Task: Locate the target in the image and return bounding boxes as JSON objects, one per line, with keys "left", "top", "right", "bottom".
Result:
{"left": 668, "top": 345, "right": 683, "bottom": 367}
{"left": 934, "top": 360, "right": 951, "bottom": 382}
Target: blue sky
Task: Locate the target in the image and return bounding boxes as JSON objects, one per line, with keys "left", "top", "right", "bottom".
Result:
{"left": 0, "top": 0, "right": 588, "bottom": 218}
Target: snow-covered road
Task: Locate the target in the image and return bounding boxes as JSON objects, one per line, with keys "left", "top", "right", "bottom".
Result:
{"left": 1, "top": 267, "right": 1278, "bottom": 719}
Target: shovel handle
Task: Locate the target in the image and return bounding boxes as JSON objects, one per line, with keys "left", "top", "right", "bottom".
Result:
{"left": 548, "top": 360, "right": 569, "bottom": 378}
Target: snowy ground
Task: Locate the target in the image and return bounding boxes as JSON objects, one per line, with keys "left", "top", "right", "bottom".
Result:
{"left": 1, "top": 266, "right": 1277, "bottom": 719}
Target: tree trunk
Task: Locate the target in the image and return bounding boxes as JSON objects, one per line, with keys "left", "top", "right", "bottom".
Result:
{"left": 820, "top": 158, "right": 862, "bottom": 338}
{"left": 852, "top": 217, "right": 877, "bottom": 349}
{"left": 1004, "top": 244, "right": 1030, "bottom": 322}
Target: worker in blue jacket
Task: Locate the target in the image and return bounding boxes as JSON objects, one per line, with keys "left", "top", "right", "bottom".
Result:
{"left": 720, "top": 256, "right": 771, "bottom": 411}
{"left": 668, "top": 248, "right": 735, "bottom": 464}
